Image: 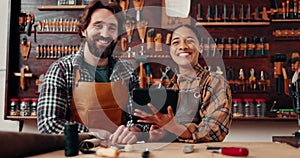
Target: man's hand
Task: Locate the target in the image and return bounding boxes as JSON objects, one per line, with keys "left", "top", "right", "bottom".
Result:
{"left": 109, "top": 125, "right": 138, "bottom": 145}
{"left": 149, "top": 125, "right": 166, "bottom": 141}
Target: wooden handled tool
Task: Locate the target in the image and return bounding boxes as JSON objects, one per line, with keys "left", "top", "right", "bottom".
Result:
{"left": 133, "top": 0, "right": 144, "bottom": 21}
{"left": 119, "top": 0, "right": 129, "bottom": 14}
{"left": 14, "top": 65, "right": 32, "bottom": 91}
{"left": 20, "top": 37, "right": 31, "bottom": 60}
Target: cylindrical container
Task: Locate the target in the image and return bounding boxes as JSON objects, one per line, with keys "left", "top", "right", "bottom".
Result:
{"left": 232, "top": 99, "right": 243, "bottom": 117}
{"left": 255, "top": 99, "right": 266, "bottom": 117}
{"left": 31, "top": 98, "right": 38, "bottom": 116}
{"left": 154, "top": 33, "right": 162, "bottom": 52}
{"left": 10, "top": 98, "right": 20, "bottom": 116}
{"left": 64, "top": 124, "right": 79, "bottom": 156}
{"left": 20, "top": 98, "right": 31, "bottom": 116}
{"left": 244, "top": 98, "right": 255, "bottom": 117}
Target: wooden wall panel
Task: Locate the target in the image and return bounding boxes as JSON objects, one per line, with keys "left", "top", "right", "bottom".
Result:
{"left": 5, "top": 0, "right": 299, "bottom": 120}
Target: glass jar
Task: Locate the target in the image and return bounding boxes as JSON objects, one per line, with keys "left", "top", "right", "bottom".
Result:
{"left": 232, "top": 98, "right": 243, "bottom": 117}
{"left": 31, "top": 98, "right": 38, "bottom": 116}
{"left": 10, "top": 98, "right": 20, "bottom": 116}
{"left": 244, "top": 98, "right": 255, "bottom": 117}
{"left": 255, "top": 98, "right": 266, "bottom": 117}
{"left": 20, "top": 98, "right": 31, "bottom": 116}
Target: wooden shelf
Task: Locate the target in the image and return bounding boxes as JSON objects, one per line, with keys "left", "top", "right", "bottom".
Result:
{"left": 195, "top": 22, "right": 270, "bottom": 26}
{"left": 200, "top": 55, "right": 269, "bottom": 59}
{"left": 37, "top": 5, "right": 86, "bottom": 10}
{"left": 231, "top": 90, "right": 268, "bottom": 94}
{"left": 37, "top": 31, "right": 79, "bottom": 34}
{"left": 95, "top": 54, "right": 268, "bottom": 60}
{"left": 6, "top": 116, "right": 37, "bottom": 121}
{"left": 115, "top": 55, "right": 171, "bottom": 59}
{"left": 272, "top": 19, "right": 300, "bottom": 22}
{"left": 274, "top": 37, "right": 300, "bottom": 41}
{"left": 21, "top": 31, "right": 79, "bottom": 34}
{"left": 233, "top": 117, "right": 297, "bottom": 121}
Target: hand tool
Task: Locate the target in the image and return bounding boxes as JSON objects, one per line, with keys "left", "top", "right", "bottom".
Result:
{"left": 207, "top": 146, "right": 249, "bottom": 157}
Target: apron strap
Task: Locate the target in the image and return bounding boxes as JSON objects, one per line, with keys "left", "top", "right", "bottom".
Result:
{"left": 196, "top": 70, "right": 210, "bottom": 123}
{"left": 75, "top": 68, "right": 81, "bottom": 87}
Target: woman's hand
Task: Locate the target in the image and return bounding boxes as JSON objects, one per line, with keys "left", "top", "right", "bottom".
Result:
{"left": 134, "top": 103, "right": 176, "bottom": 128}
{"left": 134, "top": 103, "right": 192, "bottom": 139}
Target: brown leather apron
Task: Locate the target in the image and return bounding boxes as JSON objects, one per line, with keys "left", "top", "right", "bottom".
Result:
{"left": 70, "top": 74, "right": 128, "bottom": 133}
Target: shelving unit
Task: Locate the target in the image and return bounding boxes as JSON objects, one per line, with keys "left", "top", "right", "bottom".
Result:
{"left": 5, "top": 0, "right": 299, "bottom": 131}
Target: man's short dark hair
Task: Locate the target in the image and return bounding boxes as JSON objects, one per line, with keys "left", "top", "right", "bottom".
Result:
{"left": 77, "top": 0, "right": 124, "bottom": 38}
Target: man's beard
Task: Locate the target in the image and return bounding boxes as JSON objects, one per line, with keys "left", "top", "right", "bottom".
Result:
{"left": 86, "top": 34, "right": 115, "bottom": 58}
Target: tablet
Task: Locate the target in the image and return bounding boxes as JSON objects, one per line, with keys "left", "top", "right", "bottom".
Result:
{"left": 132, "top": 88, "right": 179, "bottom": 114}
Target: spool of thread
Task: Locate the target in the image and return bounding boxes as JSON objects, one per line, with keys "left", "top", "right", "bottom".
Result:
{"left": 64, "top": 124, "right": 79, "bottom": 156}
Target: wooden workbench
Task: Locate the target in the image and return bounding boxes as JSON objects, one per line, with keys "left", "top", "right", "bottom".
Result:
{"left": 29, "top": 142, "right": 300, "bottom": 158}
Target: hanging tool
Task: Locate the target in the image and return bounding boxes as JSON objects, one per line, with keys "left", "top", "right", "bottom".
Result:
{"left": 124, "top": 17, "right": 135, "bottom": 43}
{"left": 136, "top": 55, "right": 147, "bottom": 88}
{"left": 137, "top": 20, "right": 148, "bottom": 54}
{"left": 14, "top": 65, "right": 32, "bottom": 91}
{"left": 133, "top": 0, "right": 144, "bottom": 21}
{"left": 26, "top": 11, "right": 34, "bottom": 36}
{"left": 119, "top": 0, "right": 129, "bottom": 15}
{"left": 20, "top": 36, "right": 31, "bottom": 60}
{"left": 146, "top": 29, "right": 155, "bottom": 50}
{"left": 158, "top": 66, "right": 170, "bottom": 88}
{"left": 272, "top": 54, "right": 286, "bottom": 94}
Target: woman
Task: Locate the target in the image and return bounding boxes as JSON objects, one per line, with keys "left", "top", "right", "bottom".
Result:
{"left": 134, "top": 24, "right": 233, "bottom": 143}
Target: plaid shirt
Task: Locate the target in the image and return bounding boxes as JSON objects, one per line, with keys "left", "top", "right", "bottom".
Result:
{"left": 37, "top": 49, "right": 140, "bottom": 134}
{"left": 175, "top": 64, "right": 233, "bottom": 143}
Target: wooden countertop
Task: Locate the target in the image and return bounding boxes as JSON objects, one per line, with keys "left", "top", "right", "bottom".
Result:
{"left": 29, "top": 142, "right": 300, "bottom": 158}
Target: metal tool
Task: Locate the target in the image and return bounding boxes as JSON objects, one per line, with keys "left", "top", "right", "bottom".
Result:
{"left": 158, "top": 66, "right": 170, "bottom": 88}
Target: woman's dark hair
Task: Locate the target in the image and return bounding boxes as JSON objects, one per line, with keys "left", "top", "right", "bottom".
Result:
{"left": 171, "top": 24, "right": 202, "bottom": 43}
{"left": 77, "top": 0, "right": 124, "bottom": 38}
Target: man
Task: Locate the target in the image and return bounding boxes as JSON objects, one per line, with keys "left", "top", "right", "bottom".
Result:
{"left": 37, "top": 0, "right": 144, "bottom": 144}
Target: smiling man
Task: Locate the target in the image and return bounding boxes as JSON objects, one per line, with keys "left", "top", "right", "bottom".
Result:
{"left": 37, "top": 0, "right": 143, "bottom": 144}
